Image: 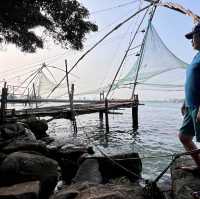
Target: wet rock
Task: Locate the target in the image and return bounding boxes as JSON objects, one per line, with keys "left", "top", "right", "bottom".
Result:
{"left": 72, "top": 159, "right": 102, "bottom": 184}
{"left": 25, "top": 118, "right": 49, "bottom": 139}
{"left": 0, "top": 123, "right": 30, "bottom": 149}
{"left": 0, "top": 153, "right": 7, "bottom": 165}
{"left": 82, "top": 152, "right": 142, "bottom": 183}
{"left": 1, "top": 135, "right": 47, "bottom": 154}
{"left": 0, "top": 122, "right": 25, "bottom": 139}
{"left": 0, "top": 151, "right": 59, "bottom": 186}
{"left": 0, "top": 181, "right": 39, "bottom": 199}
{"left": 171, "top": 156, "right": 200, "bottom": 199}
{"left": 47, "top": 138, "right": 90, "bottom": 184}
{"left": 0, "top": 122, "right": 48, "bottom": 154}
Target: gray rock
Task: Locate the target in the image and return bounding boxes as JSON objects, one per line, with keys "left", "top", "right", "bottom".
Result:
{"left": 0, "top": 151, "right": 59, "bottom": 186}
{"left": 53, "top": 182, "right": 144, "bottom": 199}
{"left": 0, "top": 181, "right": 39, "bottom": 199}
{"left": 25, "top": 119, "right": 48, "bottom": 139}
{"left": 0, "top": 123, "right": 48, "bottom": 154}
{"left": 0, "top": 123, "right": 25, "bottom": 139}
{"left": 72, "top": 159, "right": 102, "bottom": 184}
{"left": 171, "top": 156, "right": 200, "bottom": 199}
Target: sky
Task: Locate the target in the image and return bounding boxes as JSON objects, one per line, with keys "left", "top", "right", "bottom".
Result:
{"left": 0, "top": 0, "right": 200, "bottom": 100}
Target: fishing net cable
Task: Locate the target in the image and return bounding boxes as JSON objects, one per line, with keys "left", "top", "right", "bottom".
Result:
{"left": 72, "top": 17, "right": 187, "bottom": 97}
{"left": 99, "top": 5, "right": 143, "bottom": 91}
{"left": 46, "top": 3, "right": 153, "bottom": 98}
{"left": 112, "top": 23, "right": 187, "bottom": 94}
{"left": 105, "top": 7, "right": 150, "bottom": 99}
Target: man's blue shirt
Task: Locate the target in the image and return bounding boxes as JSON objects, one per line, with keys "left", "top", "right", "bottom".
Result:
{"left": 185, "top": 51, "right": 200, "bottom": 107}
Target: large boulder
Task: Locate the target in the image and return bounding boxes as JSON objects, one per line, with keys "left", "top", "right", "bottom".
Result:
{"left": 0, "top": 122, "right": 26, "bottom": 139}
{"left": 0, "top": 123, "right": 32, "bottom": 149}
{"left": 25, "top": 118, "right": 49, "bottom": 139}
{"left": 0, "top": 151, "right": 59, "bottom": 199}
{"left": 0, "top": 123, "right": 48, "bottom": 154}
{"left": 0, "top": 151, "right": 59, "bottom": 186}
{"left": 47, "top": 138, "right": 91, "bottom": 184}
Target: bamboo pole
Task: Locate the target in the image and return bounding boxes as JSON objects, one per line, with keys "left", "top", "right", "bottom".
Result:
{"left": 132, "top": 94, "right": 139, "bottom": 130}
{"left": 65, "top": 60, "right": 77, "bottom": 135}
{"left": 99, "top": 92, "right": 104, "bottom": 122}
{"left": 71, "top": 83, "right": 77, "bottom": 135}
{"left": 105, "top": 98, "right": 109, "bottom": 133}
{"left": 1, "top": 82, "right": 8, "bottom": 124}
{"left": 33, "top": 83, "right": 38, "bottom": 108}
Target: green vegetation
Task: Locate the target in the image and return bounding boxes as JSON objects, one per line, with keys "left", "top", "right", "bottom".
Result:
{"left": 0, "top": 0, "right": 98, "bottom": 52}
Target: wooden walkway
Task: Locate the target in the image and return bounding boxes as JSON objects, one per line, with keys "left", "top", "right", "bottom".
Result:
{"left": 5, "top": 99, "right": 138, "bottom": 120}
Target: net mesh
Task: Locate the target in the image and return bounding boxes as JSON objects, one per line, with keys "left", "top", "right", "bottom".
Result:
{"left": 35, "top": 23, "right": 187, "bottom": 98}
{"left": 38, "top": 71, "right": 67, "bottom": 98}
{"left": 114, "top": 23, "right": 187, "bottom": 89}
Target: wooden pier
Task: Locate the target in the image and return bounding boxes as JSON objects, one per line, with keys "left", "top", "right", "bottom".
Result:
{"left": 0, "top": 84, "right": 140, "bottom": 131}
{"left": 5, "top": 99, "right": 138, "bottom": 120}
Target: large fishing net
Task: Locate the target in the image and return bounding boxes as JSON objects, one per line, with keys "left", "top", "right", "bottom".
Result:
{"left": 36, "top": 22, "right": 187, "bottom": 98}
{"left": 114, "top": 23, "right": 187, "bottom": 90}
{"left": 37, "top": 71, "right": 67, "bottom": 98}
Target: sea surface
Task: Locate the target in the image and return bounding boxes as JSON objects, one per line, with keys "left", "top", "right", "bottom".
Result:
{"left": 46, "top": 101, "right": 191, "bottom": 182}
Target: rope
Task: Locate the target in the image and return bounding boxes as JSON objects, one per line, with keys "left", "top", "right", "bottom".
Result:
{"left": 95, "top": 146, "right": 144, "bottom": 180}
{"left": 98, "top": 14, "right": 137, "bottom": 90}
{"left": 90, "top": 0, "right": 139, "bottom": 15}
{"left": 105, "top": 6, "right": 150, "bottom": 99}
{"left": 131, "top": 3, "right": 158, "bottom": 98}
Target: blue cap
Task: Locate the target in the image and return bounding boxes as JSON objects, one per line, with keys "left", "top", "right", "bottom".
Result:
{"left": 185, "top": 22, "right": 200, "bottom": 39}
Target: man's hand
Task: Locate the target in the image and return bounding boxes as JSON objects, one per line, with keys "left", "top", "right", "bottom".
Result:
{"left": 181, "top": 102, "right": 186, "bottom": 116}
{"left": 196, "top": 107, "right": 200, "bottom": 123}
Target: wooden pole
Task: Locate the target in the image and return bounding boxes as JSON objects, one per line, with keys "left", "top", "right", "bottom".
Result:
{"left": 105, "top": 98, "right": 109, "bottom": 133}
{"left": 28, "top": 88, "right": 30, "bottom": 106}
{"left": 132, "top": 94, "right": 139, "bottom": 130}
{"left": 65, "top": 60, "right": 77, "bottom": 135}
{"left": 71, "top": 84, "right": 77, "bottom": 135}
{"left": 33, "top": 83, "right": 38, "bottom": 108}
{"left": 1, "top": 82, "right": 8, "bottom": 124}
{"left": 99, "top": 92, "right": 104, "bottom": 122}
{"left": 12, "top": 85, "right": 15, "bottom": 106}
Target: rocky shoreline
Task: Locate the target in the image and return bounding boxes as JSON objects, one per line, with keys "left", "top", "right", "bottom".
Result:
{"left": 0, "top": 119, "right": 143, "bottom": 199}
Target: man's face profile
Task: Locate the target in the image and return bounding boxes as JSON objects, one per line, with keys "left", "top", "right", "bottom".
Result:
{"left": 192, "top": 33, "right": 200, "bottom": 50}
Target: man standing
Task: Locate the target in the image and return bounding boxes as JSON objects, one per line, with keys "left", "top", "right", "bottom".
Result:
{"left": 179, "top": 22, "right": 200, "bottom": 170}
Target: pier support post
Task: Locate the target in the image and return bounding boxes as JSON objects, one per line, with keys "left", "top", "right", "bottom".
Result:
{"left": 71, "top": 84, "right": 77, "bottom": 135}
{"left": 65, "top": 60, "right": 77, "bottom": 135}
{"left": 99, "top": 111, "right": 104, "bottom": 123}
{"left": 33, "top": 83, "right": 38, "bottom": 108}
{"left": 105, "top": 98, "right": 109, "bottom": 133}
{"left": 132, "top": 94, "right": 139, "bottom": 130}
{"left": 1, "top": 82, "right": 8, "bottom": 124}
{"left": 99, "top": 92, "right": 104, "bottom": 122}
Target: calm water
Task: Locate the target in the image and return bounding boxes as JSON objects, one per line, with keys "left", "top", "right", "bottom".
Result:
{"left": 47, "top": 102, "right": 191, "bottom": 182}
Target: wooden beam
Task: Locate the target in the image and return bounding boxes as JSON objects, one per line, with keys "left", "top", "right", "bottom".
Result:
{"left": 144, "top": 0, "right": 200, "bottom": 22}
{"left": 160, "top": 2, "right": 200, "bottom": 22}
